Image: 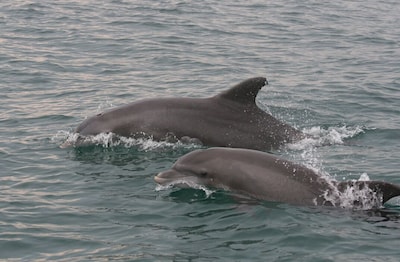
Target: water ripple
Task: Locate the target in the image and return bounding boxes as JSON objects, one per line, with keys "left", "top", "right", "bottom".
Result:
{"left": 1, "top": 0, "right": 400, "bottom": 260}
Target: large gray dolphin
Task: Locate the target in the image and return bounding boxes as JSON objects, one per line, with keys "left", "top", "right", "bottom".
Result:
{"left": 154, "top": 147, "right": 400, "bottom": 207}
{"left": 68, "top": 77, "right": 304, "bottom": 150}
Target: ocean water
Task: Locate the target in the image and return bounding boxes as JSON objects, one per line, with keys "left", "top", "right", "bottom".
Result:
{"left": 1, "top": 0, "right": 400, "bottom": 261}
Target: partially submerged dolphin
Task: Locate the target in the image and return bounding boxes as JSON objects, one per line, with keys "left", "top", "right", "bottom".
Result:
{"left": 154, "top": 147, "right": 400, "bottom": 207}
{"left": 68, "top": 77, "right": 304, "bottom": 150}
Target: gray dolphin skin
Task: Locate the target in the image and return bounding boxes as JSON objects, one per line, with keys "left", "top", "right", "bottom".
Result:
{"left": 71, "top": 77, "right": 304, "bottom": 150}
{"left": 154, "top": 147, "right": 400, "bottom": 207}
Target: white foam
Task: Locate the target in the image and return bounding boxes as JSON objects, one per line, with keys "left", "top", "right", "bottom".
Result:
{"left": 288, "top": 125, "right": 365, "bottom": 150}
{"left": 57, "top": 131, "right": 202, "bottom": 151}
{"left": 358, "top": 172, "right": 370, "bottom": 182}
{"left": 53, "top": 130, "right": 79, "bottom": 148}
{"left": 337, "top": 185, "right": 383, "bottom": 210}
{"left": 320, "top": 173, "right": 384, "bottom": 210}
{"left": 286, "top": 125, "right": 386, "bottom": 210}
{"left": 155, "top": 180, "right": 214, "bottom": 198}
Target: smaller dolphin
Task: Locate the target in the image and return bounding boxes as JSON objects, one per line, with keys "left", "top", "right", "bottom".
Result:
{"left": 154, "top": 147, "right": 400, "bottom": 207}
{"left": 66, "top": 77, "right": 304, "bottom": 150}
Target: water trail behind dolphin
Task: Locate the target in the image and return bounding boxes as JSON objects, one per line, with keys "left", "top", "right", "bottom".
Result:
{"left": 55, "top": 130, "right": 203, "bottom": 151}
{"left": 283, "top": 125, "right": 400, "bottom": 210}
{"left": 288, "top": 125, "right": 365, "bottom": 150}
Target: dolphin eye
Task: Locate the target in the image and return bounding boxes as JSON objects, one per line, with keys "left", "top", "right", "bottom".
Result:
{"left": 199, "top": 170, "right": 208, "bottom": 177}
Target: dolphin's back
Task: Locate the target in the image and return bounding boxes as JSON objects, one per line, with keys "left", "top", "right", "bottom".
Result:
{"left": 72, "top": 77, "right": 304, "bottom": 150}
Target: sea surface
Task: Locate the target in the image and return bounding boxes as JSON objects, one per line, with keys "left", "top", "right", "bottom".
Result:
{"left": 1, "top": 0, "right": 400, "bottom": 261}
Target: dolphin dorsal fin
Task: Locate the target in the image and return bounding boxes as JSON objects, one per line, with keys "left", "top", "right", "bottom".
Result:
{"left": 216, "top": 77, "right": 268, "bottom": 105}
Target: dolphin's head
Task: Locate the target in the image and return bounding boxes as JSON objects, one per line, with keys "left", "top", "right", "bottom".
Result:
{"left": 154, "top": 148, "right": 234, "bottom": 190}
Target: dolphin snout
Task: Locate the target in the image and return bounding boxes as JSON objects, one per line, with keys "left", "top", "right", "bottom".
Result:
{"left": 154, "top": 169, "right": 185, "bottom": 185}
{"left": 154, "top": 169, "right": 202, "bottom": 189}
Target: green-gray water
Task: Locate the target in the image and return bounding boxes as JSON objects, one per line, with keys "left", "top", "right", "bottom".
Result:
{"left": 1, "top": 1, "right": 400, "bottom": 261}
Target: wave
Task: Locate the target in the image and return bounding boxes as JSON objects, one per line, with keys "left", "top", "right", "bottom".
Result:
{"left": 54, "top": 130, "right": 202, "bottom": 151}
{"left": 155, "top": 181, "right": 214, "bottom": 199}
{"left": 288, "top": 125, "right": 365, "bottom": 150}
{"left": 57, "top": 125, "right": 365, "bottom": 151}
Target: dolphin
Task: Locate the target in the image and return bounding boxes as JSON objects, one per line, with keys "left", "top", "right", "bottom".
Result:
{"left": 67, "top": 77, "right": 304, "bottom": 150}
{"left": 154, "top": 147, "right": 400, "bottom": 207}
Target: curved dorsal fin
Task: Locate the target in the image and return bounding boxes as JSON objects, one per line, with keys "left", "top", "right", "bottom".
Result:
{"left": 216, "top": 77, "right": 268, "bottom": 105}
